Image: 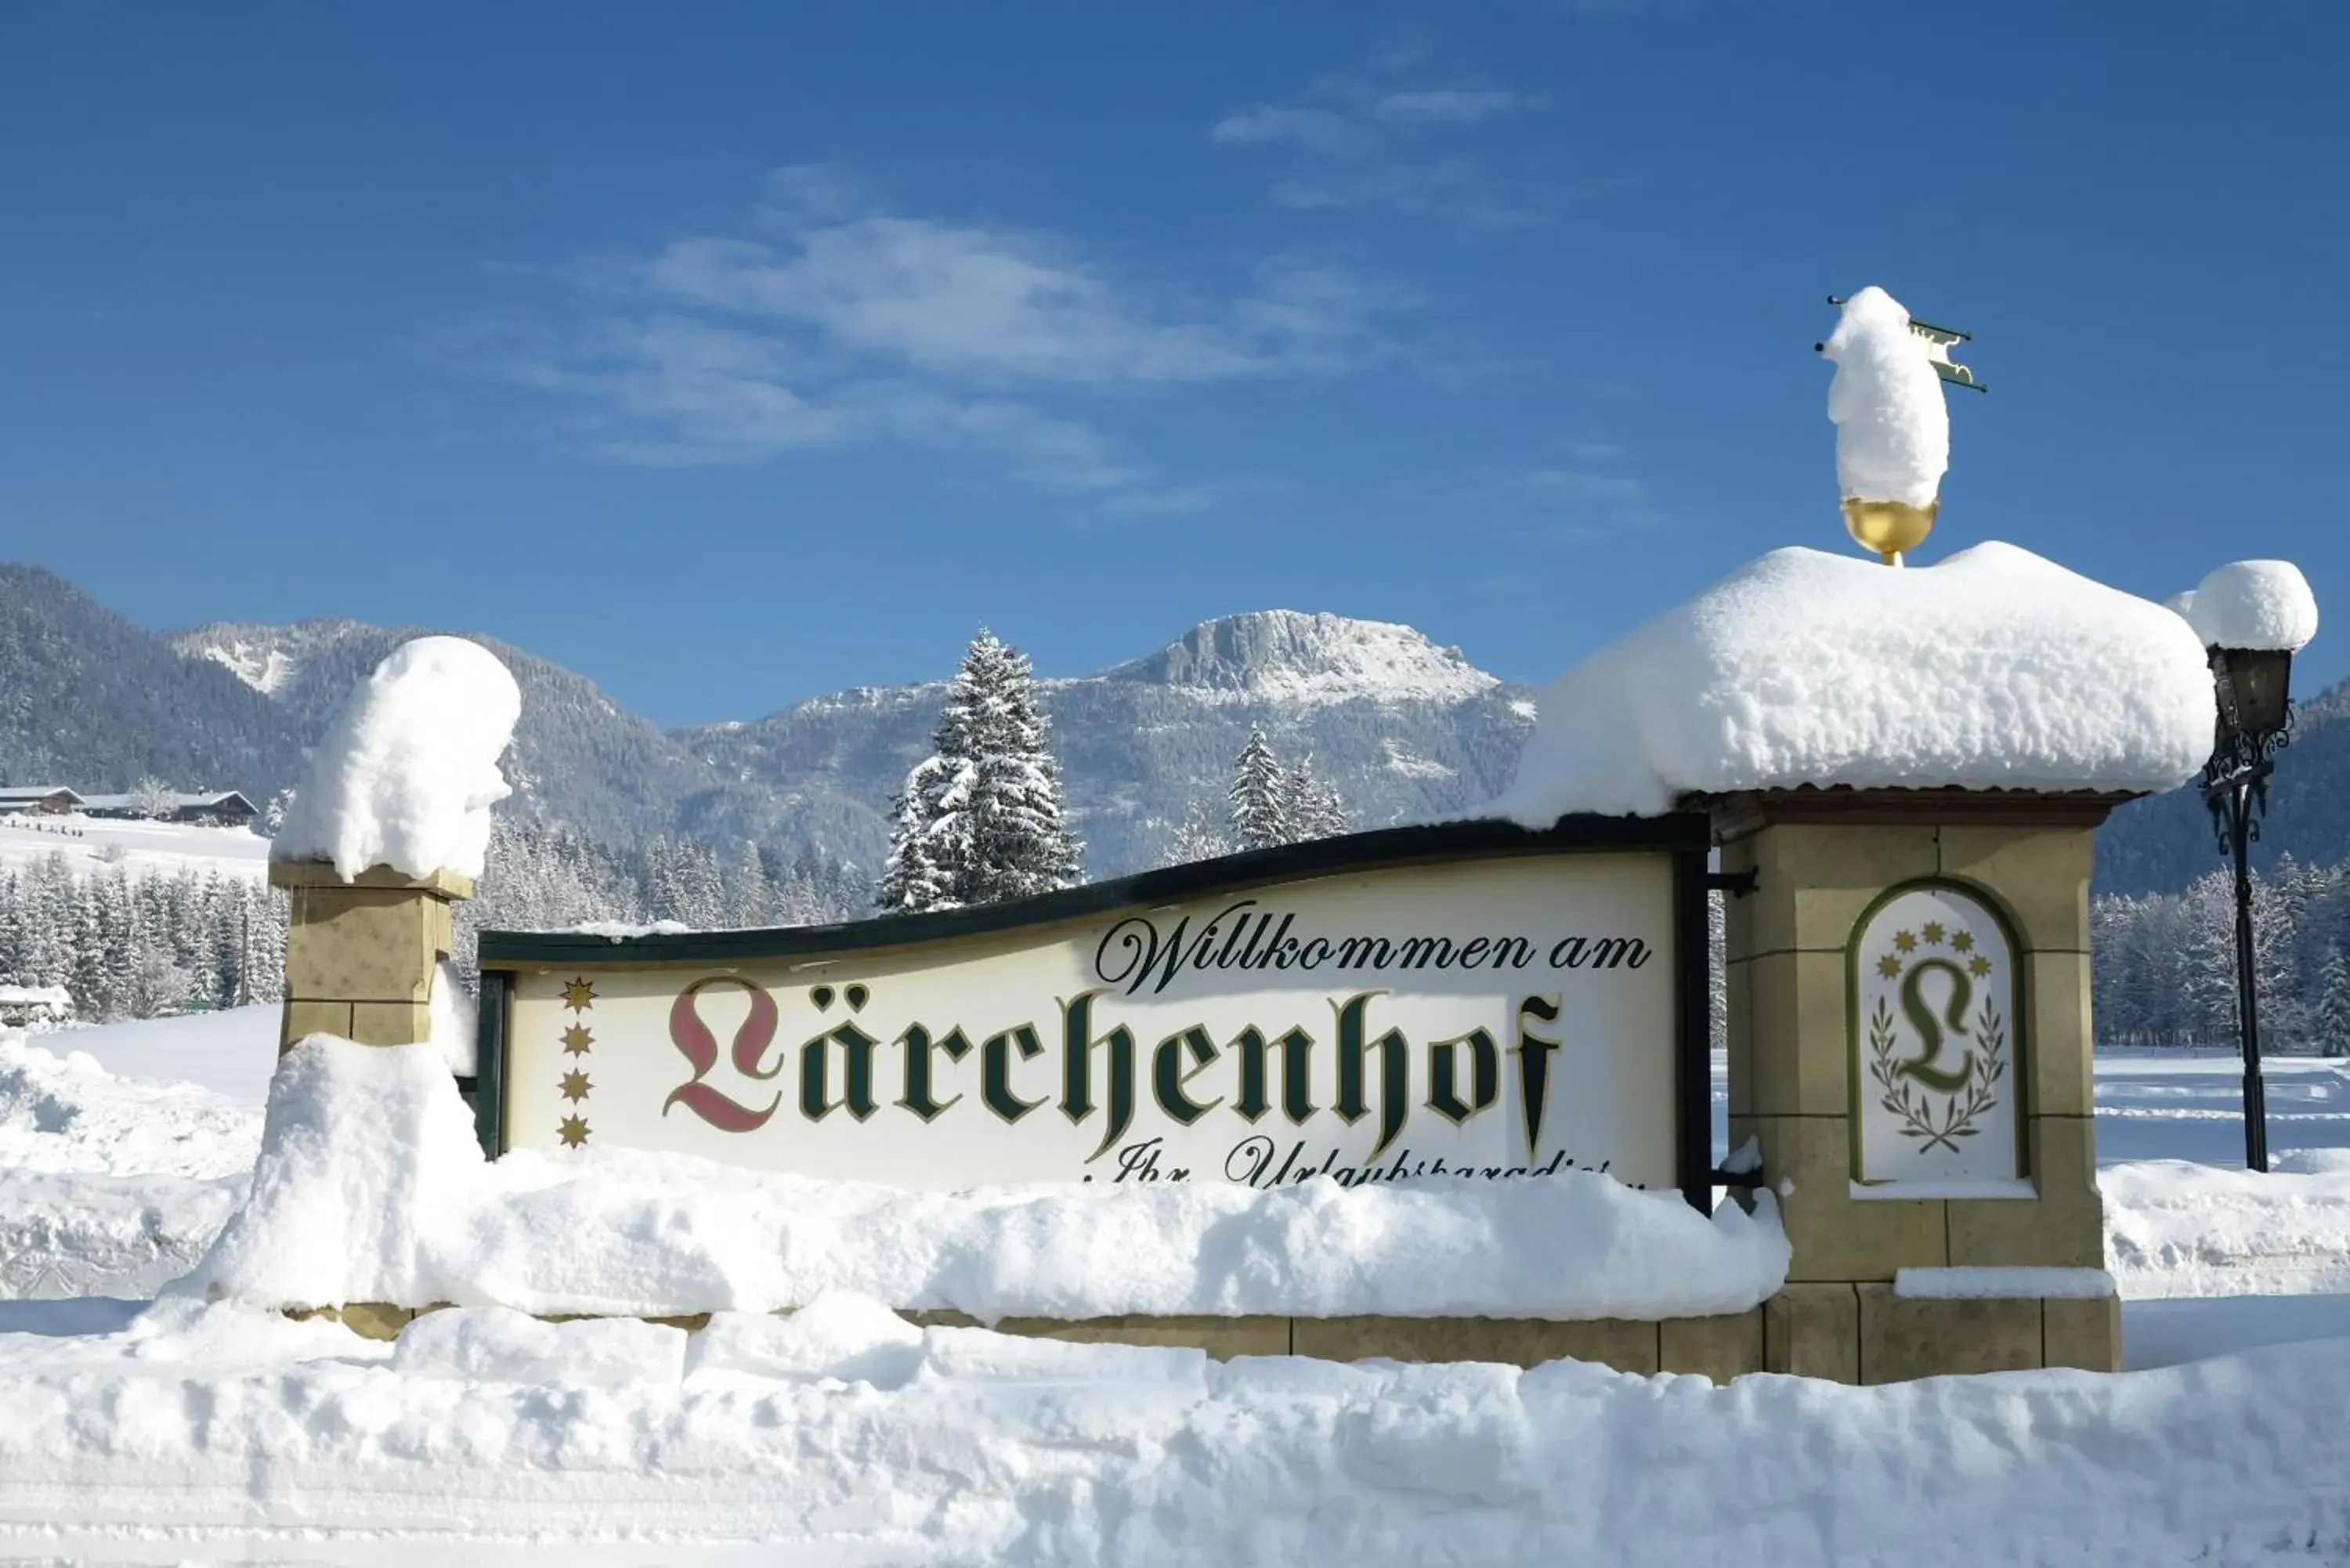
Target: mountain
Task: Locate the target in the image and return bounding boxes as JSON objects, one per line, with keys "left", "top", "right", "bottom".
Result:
{"left": 677, "top": 610, "right": 1538, "bottom": 876}
{"left": 12, "top": 556, "right": 2335, "bottom": 898}
{"left": 168, "top": 618, "right": 744, "bottom": 854}
{"left": 2093, "top": 677, "right": 2350, "bottom": 896}
{"left": 162, "top": 605, "right": 1533, "bottom": 880}
{"left": 0, "top": 565, "right": 306, "bottom": 794}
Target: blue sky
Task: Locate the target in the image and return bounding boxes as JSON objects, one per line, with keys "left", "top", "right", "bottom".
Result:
{"left": 3, "top": 2, "right": 2345, "bottom": 725}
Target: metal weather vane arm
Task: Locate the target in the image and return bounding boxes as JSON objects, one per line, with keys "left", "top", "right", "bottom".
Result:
{"left": 1821, "top": 295, "right": 1989, "bottom": 392}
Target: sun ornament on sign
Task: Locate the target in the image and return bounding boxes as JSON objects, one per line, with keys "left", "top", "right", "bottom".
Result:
{"left": 1921, "top": 921, "right": 1945, "bottom": 945}
{"left": 559, "top": 1070, "right": 592, "bottom": 1104}
{"left": 561, "top": 1024, "right": 593, "bottom": 1057}
{"left": 562, "top": 977, "right": 597, "bottom": 1011}
{"left": 1893, "top": 930, "right": 1917, "bottom": 953}
{"left": 558, "top": 1115, "right": 591, "bottom": 1149}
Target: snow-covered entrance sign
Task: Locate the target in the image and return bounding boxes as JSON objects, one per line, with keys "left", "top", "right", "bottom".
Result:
{"left": 477, "top": 818, "right": 1716, "bottom": 1206}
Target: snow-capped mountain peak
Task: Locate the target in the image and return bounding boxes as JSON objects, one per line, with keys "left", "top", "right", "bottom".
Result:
{"left": 1101, "top": 610, "right": 1499, "bottom": 706}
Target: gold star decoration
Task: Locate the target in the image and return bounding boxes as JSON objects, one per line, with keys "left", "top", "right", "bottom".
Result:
{"left": 1921, "top": 921, "right": 1946, "bottom": 945}
{"left": 561, "top": 1024, "right": 593, "bottom": 1057}
{"left": 1877, "top": 955, "right": 1902, "bottom": 978}
{"left": 558, "top": 1115, "right": 591, "bottom": 1149}
{"left": 1893, "top": 930, "right": 1917, "bottom": 953}
{"left": 559, "top": 1069, "right": 592, "bottom": 1104}
{"left": 1968, "top": 956, "right": 1993, "bottom": 978}
{"left": 562, "top": 977, "right": 597, "bottom": 1011}
{"left": 1950, "top": 930, "right": 1976, "bottom": 953}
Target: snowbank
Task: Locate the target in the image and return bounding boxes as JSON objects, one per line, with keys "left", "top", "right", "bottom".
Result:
{"left": 0, "top": 1030, "right": 263, "bottom": 1301}
{"left": 2178, "top": 559, "right": 2319, "bottom": 652}
{"left": 181, "top": 1037, "right": 1791, "bottom": 1321}
{"left": 1822, "top": 285, "right": 1947, "bottom": 508}
{"left": 1498, "top": 542, "right": 2215, "bottom": 820}
{"left": 0, "top": 1170, "right": 243, "bottom": 1300}
{"left": 2, "top": 1297, "right": 2349, "bottom": 1561}
{"left": 272, "top": 635, "right": 521, "bottom": 881}
{"left": 2104, "top": 1155, "right": 2350, "bottom": 1299}
{"left": 0, "top": 1033, "right": 261, "bottom": 1177}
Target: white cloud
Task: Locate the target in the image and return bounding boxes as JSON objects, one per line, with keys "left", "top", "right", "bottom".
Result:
{"left": 490, "top": 169, "right": 1411, "bottom": 507}
{"left": 1508, "top": 453, "right": 1665, "bottom": 545}
{"left": 1213, "top": 59, "right": 1550, "bottom": 229}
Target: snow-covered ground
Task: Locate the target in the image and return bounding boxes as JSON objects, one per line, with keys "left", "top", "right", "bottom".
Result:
{"left": 5, "top": 1013, "right": 2350, "bottom": 1561}
{"left": 0, "top": 812, "right": 270, "bottom": 882}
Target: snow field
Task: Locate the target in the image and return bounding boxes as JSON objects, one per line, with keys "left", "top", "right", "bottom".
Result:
{"left": 1, "top": 1018, "right": 2349, "bottom": 1558}
{"left": 0, "top": 1294, "right": 2348, "bottom": 1563}
{"left": 0, "top": 812, "right": 269, "bottom": 883}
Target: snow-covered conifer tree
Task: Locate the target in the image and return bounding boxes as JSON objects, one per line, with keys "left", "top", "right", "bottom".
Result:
{"left": 879, "top": 630, "right": 1082, "bottom": 911}
{"left": 1285, "top": 756, "right": 1350, "bottom": 843}
{"left": 1228, "top": 728, "right": 1291, "bottom": 851}
{"left": 1160, "top": 798, "right": 1231, "bottom": 867}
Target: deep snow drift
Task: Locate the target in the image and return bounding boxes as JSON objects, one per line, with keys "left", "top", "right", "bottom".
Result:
{"left": 1821, "top": 285, "right": 1948, "bottom": 508}
{"left": 272, "top": 634, "right": 522, "bottom": 881}
{"left": 1, "top": 1294, "right": 2348, "bottom": 1564}
{"left": 181, "top": 1036, "right": 1791, "bottom": 1321}
{"left": 1499, "top": 542, "right": 2216, "bottom": 820}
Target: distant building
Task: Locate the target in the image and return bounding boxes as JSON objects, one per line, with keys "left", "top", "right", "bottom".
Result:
{"left": 0, "top": 985, "right": 74, "bottom": 1026}
{"left": 0, "top": 787, "right": 85, "bottom": 817}
{"left": 80, "top": 790, "right": 261, "bottom": 828}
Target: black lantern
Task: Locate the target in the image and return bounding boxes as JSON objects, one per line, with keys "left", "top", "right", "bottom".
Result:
{"left": 2200, "top": 641, "right": 2297, "bottom": 1172}
{"left": 2211, "top": 645, "right": 2294, "bottom": 754}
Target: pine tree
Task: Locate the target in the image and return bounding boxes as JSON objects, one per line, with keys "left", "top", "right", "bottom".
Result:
{"left": 879, "top": 630, "right": 1083, "bottom": 912}
{"left": 1228, "top": 728, "right": 1291, "bottom": 851}
{"left": 2319, "top": 943, "right": 2350, "bottom": 1058}
{"left": 1161, "top": 798, "right": 1231, "bottom": 867}
{"left": 1285, "top": 756, "right": 1350, "bottom": 842}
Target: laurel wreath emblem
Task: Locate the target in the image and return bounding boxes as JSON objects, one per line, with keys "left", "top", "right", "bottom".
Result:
{"left": 1866, "top": 962, "right": 2008, "bottom": 1154}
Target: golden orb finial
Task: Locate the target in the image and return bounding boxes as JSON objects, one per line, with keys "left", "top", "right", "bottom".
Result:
{"left": 1840, "top": 497, "right": 1937, "bottom": 566}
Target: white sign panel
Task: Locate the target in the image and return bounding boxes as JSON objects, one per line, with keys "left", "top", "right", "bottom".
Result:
{"left": 494, "top": 851, "right": 1689, "bottom": 1194}
{"left": 1850, "top": 880, "right": 2025, "bottom": 1187}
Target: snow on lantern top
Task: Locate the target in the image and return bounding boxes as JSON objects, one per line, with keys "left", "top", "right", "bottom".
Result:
{"left": 271, "top": 636, "right": 522, "bottom": 882}
{"left": 1494, "top": 542, "right": 2217, "bottom": 822}
{"left": 2175, "top": 560, "right": 2319, "bottom": 654}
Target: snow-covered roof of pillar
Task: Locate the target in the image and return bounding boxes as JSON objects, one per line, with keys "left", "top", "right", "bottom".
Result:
{"left": 1495, "top": 541, "right": 2218, "bottom": 822}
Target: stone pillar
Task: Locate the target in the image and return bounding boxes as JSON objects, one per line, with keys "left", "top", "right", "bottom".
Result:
{"left": 268, "top": 860, "right": 473, "bottom": 1052}
{"left": 1712, "top": 788, "right": 2126, "bottom": 1382}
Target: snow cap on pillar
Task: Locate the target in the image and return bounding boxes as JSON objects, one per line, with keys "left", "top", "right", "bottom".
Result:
{"left": 1494, "top": 543, "right": 2216, "bottom": 822}
{"left": 272, "top": 636, "right": 522, "bottom": 883}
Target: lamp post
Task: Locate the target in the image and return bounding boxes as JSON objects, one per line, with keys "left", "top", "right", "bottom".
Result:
{"left": 2200, "top": 644, "right": 2296, "bottom": 1172}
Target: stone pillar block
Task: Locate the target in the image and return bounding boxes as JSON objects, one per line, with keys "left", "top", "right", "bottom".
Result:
{"left": 1763, "top": 1284, "right": 1860, "bottom": 1382}
{"left": 270, "top": 861, "right": 474, "bottom": 1052}
{"left": 1856, "top": 1285, "right": 2042, "bottom": 1384}
{"left": 1709, "top": 789, "right": 2131, "bottom": 1383}
{"left": 1731, "top": 1113, "right": 1948, "bottom": 1281}
{"left": 2026, "top": 949, "right": 2096, "bottom": 1117}
{"left": 1947, "top": 1116, "right": 2106, "bottom": 1269}
{"left": 1291, "top": 1317, "right": 1662, "bottom": 1374}
{"left": 1935, "top": 825, "right": 2093, "bottom": 956}
{"left": 2042, "top": 1295, "right": 2123, "bottom": 1372}
{"left": 1743, "top": 948, "right": 1852, "bottom": 1115}
{"left": 1658, "top": 1310, "right": 1764, "bottom": 1382}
